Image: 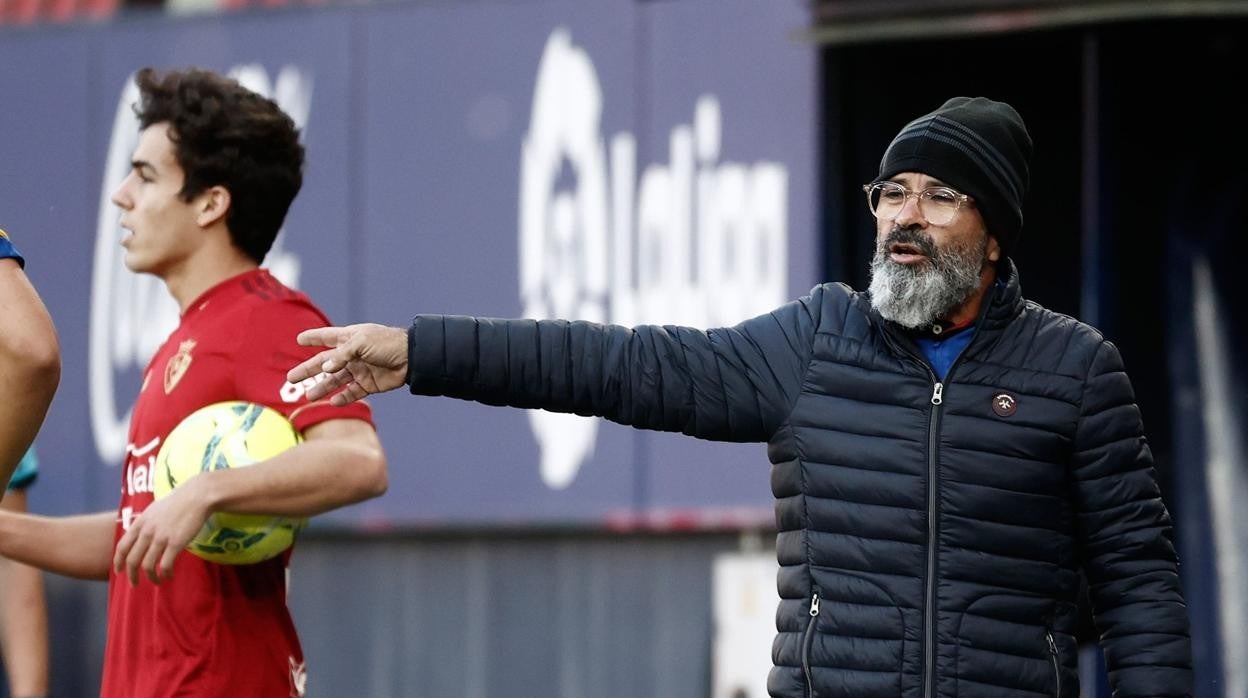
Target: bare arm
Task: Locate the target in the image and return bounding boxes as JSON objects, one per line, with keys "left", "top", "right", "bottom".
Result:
{"left": 0, "top": 259, "right": 60, "bottom": 485}
{"left": 0, "top": 509, "right": 116, "bottom": 581}
{"left": 195, "top": 417, "right": 388, "bottom": 516}
{"left": 0, "top": 491, "right": 49, "bottom": 698}
{"left": 114, "top": 418, "right": 387, "bottom": 584}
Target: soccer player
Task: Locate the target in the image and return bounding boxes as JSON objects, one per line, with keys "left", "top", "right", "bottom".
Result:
{"left": 0, "top": 448, "right": 49, "bottom": 698}
{"left": 0, "top": 228, "right": 60, "bottom": 489}
{"left": 0, "top": 67, "right": 388, "bottom": 697}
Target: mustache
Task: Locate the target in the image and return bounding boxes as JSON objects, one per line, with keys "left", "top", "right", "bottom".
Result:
{"left": 878, "top": 226, "right": 937, "bottom": 258}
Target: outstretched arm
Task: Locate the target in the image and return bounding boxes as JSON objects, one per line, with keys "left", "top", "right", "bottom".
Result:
{"left": 407, "top": 316, "right": 805, "bottom": 441}
{"left": 0, "top": 509, "right": 116, "bottom": 581}
{"left": 0, "top": 490, "right": 49, "bottom": 698}
{"left": 0, "top": 259, "right": 60, "bottom": 486}
{"left": 291, "top": 290, "right": 834, "bottom": 443}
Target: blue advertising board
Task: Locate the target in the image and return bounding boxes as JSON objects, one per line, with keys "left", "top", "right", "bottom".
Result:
{"left": 0, "top": 0, "right": 816, "bottom": 529}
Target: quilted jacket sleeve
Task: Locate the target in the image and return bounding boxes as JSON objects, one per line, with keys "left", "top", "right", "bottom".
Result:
{"left": 1072, "top": 340, "right": 1193, "bottom": 697}
{"left": 404, "top": 290, "right": 825, "bottom": 442}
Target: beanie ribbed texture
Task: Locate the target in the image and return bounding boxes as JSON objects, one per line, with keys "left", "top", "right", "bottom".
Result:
{"left": 877, "top": 97, "right": 1033, "bottom": 254}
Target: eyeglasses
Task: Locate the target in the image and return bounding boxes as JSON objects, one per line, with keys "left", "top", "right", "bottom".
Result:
{"left": 862, "top": 181, "right": 973, "bottom": 226}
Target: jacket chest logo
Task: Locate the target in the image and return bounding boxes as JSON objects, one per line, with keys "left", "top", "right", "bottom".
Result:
{"left": 164, "top": 339, "right": 196, "bottom": 394}
{"left": 991, "top": 392, "right": 1017, "bottom": 417}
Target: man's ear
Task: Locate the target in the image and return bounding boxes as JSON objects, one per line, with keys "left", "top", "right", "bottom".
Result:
{"left": 196, "top": 186, "right": 231, "bottom": 228}
{"left": 986, "top": 234, "right": 1002, "bottom": 263}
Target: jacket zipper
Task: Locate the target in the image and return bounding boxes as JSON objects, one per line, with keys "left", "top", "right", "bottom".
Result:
{"left": 875, "top": 284, "right": 996, "bottom": 698}
{"left": 923, "top": 380, "right": 943, "bottom": 698}
{"left": 802, "top": 592, "right": 821, "bottom": 697}
{"left": 1046, "top": 631, "right": 1061, "bottom": 696}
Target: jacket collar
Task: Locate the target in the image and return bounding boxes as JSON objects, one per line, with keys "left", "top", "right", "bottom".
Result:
{"left": 981, "top": 257, "right": 1025, "bottom": 331}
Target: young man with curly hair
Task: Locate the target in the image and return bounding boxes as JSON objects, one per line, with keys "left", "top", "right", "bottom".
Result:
{"left": 0, "top": 67, "right": 388, "bottom": 698}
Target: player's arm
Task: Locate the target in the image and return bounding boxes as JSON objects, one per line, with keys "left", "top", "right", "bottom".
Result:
{"left": 0, "top": 490, "right": 50, "bottom": 698}
{"left": 114, "top": 418, "right": 386, "bottom": 584}
{"left": 0, "top": 510, "right": 116, "bottom": 581}
{"left": 191, "top": 417, "right": 387, "bottom": 517}
{"left": 0, "top": 258, "right": 60, "bottom": 486}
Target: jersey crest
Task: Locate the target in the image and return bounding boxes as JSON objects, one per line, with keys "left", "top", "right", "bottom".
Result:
{"left": 164, "top": 339, "right": 197, "bottom": 394}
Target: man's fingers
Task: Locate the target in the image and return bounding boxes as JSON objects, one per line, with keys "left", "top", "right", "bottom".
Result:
{"left": 123, "top": 533, "right": 148, "bottom": 586}
{"left": 159, "top": 547, "right": 179, "bottom": 583}
{"left": 293, "top": 324, "right": 403, "bottom": 404}
{"left": 289, "top": 347, "right": 349, "bottom": 388}
{"left": 286, "top": 359, "right": 319, "bottom": 384}
{"left": 302, "top": 363, "right": 352, "bottom": 400}
{"left": 113, "top": 528, "right": 136, "bottom": 573}
{"left": 288, "top": 349, "right": 337, "bottom": 385}
{"left": 303, "top": 376, "right": 332, "bottom": 400}
{"left": 141, "top": 540, "right": 164, "bottom": 585}
{"left": 346, "top": 382, "right": 369, "bottom": 402}
{"left": 296, "top": 326, "right": 349, "bottom": 348}
{"left": 329, "top": 382, "right": 365, "bottom": 407}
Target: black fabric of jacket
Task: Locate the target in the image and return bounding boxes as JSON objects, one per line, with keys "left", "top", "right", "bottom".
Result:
{"left": 405, "top": 261, "right": 1192, "bottom": 697}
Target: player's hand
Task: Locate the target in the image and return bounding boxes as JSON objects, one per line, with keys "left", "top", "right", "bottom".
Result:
{"left": 288, "top": 324, "right": 409, "bottom": 406}
{"left": 113, "top": 479, "right": 211, "bottom": 585}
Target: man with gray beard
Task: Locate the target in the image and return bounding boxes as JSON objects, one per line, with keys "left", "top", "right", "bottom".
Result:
{"left": 288, "top": 97, "right": 1192, "bottom": 697}
{"left": 868, "top": 223, "right": 988, "bottom": 331}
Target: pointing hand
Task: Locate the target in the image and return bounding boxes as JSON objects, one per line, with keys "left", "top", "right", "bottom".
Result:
{"left": 287, "top": 324, "right": 409, "bottom": 406}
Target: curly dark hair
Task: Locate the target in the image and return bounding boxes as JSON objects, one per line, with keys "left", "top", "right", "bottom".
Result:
{"left": 133, "top": 67, "right": 305, "bottom": 264}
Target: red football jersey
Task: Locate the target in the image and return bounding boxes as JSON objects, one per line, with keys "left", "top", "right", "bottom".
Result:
{"left": 100, "top": 269, "right": 372, "bottom": 698}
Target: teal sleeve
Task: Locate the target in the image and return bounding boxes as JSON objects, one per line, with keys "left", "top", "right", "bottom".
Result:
{"left": 7, "top": 446, "right": 38, "bottom": 491}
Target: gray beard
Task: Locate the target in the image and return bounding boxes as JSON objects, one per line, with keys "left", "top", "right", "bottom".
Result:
{"left": 868, "top": 228, "right": 989, "bottom": 329}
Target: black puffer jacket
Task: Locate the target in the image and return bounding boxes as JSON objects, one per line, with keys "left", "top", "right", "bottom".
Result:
{"left": 406, "top": 261, "right": 1192, "bottom": 697}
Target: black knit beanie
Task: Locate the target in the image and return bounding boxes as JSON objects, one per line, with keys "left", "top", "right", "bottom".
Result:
{"left": 876, "top": 97, "right": 1033, "bottom": 254}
